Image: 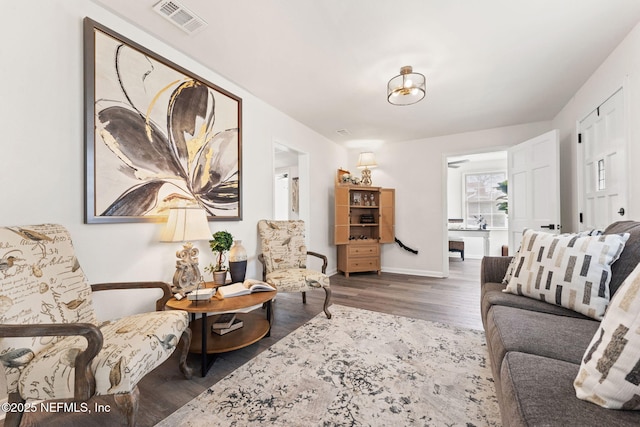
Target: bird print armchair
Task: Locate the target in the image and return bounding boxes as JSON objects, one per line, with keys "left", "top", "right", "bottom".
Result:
{"left": 257, "top": 220, "right": 332, "bottom": 318}
{"left": 0, "top": 224, "right": 192, "bottom": 427}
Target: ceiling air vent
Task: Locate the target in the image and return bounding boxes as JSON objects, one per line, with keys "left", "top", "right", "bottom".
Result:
{"left": 152, "top": 0, "right": 207, "bottom": 35}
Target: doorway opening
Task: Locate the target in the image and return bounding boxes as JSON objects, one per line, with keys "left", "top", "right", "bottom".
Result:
{"left": 273, "top": 142, "right": 309, "bottom": 225}
{"left": 445, "top": 151, "right": 509, "bottom": 271}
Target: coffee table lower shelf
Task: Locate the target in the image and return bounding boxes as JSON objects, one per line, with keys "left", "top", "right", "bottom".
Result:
{"left": 189, "top": 312, "right": 270, "bottom": 354}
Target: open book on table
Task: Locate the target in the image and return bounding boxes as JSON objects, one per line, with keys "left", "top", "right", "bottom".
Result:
{"left": 217, "top": 279, "right": 276, "bottom": 298}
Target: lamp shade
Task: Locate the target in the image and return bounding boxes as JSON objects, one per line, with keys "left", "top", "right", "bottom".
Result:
{"left": 160, "top": 207, "right": 211, "bottom": 242}
{"left": 387, "top": 66, "right": 426, "bottom": 106}
{"left": 357, "top": 152, "right": 378, "bottom": 169}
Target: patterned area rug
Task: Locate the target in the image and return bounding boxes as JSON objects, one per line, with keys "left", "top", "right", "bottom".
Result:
{"left": 157, "top": 305, "right": 500, "bottom": 426}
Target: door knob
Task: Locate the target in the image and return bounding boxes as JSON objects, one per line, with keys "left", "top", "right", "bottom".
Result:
{"left": 540, "top": 224, "right": 556, "bottom": 230}
{"left": 618, "top": 208, "right": 625, "bottom": 216}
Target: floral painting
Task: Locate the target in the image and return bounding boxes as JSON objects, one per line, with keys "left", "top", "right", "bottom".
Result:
{"left": 84, "top": 18, "right": 242, "bottom": 223}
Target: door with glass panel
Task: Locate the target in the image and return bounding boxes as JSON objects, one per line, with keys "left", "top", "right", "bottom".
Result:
{"left": 579, "top": 89, "right": 627, "bottom": 230}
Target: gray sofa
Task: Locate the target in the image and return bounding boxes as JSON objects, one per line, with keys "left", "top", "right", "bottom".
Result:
{"left": 481, "top": 221, "right": 640, "bottom": 426}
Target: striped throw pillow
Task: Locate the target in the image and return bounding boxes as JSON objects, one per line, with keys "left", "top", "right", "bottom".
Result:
{"left": 503, "top": 229, "right": 628, "bottom": 319}
{"left": 574, "top": 262, "right": 640, "bottom": 409}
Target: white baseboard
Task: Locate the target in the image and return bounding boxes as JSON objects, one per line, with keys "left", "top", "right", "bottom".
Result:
{"left": 381, "top": 266, "right": 446, "bottom": 278}
{"left": 331, "top": 267, "right": 445, "bottom": 278}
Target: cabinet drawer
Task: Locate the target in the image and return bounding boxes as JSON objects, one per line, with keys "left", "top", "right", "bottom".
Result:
{"left": 348, "top": 244, "right": 379, "bottom": 257}
{"left": 347, "top": 258, "right": 380, "bottom": 272}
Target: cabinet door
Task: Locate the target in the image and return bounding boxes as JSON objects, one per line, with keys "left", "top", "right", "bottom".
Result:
{"left": 334, "top": 186, "right": 350, "bottom": 244}
{"left": 379, "top": 188, "right": 395, "bottom": 243}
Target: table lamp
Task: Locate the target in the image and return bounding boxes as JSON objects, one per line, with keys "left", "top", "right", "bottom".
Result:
{"left": 357, "top": 152, "right": 378, "bottom": 186}
{"left": 160, "top": 206, "right": 211, "bottom": 292}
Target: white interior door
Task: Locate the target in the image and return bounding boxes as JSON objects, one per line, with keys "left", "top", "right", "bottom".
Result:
{"left": 579, "top": 89, "right": 627, "bottom": 230}
{"left": 508, "top": 130, "right": 561, "bottom": 252}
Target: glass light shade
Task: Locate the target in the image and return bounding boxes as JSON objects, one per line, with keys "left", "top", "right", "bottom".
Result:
{"left": 160, "top": 207, "right": 211, "bottom": 242}
{"left": 387, "top": 66, "right": 426, "bottom": 106}
{"left": 357, "top": 152, "right": 378, "bottom": 169}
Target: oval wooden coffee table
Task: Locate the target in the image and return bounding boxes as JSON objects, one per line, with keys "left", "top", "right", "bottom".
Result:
{"left": 166, "top": 287, "right": 276, "bottom": 377}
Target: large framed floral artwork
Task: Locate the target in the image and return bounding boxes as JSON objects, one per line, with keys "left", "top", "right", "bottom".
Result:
{"left": 83, "top": 18, "right": 242, "bottom": 223}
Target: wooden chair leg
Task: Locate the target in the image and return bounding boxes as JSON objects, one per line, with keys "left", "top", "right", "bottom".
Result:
{"left": 114, "top": 386, "right": 139, "bottom": 427}
{"left": 4, "top": 393, "right": 25, "bottom": 427}
{"left": 323, "top": 287, "right": 332, "bottom": 319}
{"left": 301, "top": 291, "right": 306, "bottom": 304}
{"left": 178, "top": 328, "right": 193, "bottom": 379}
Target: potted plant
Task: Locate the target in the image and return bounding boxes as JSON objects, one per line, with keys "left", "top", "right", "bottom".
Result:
{"left": 205, "top": 230, "right": 234, "bottom": 285}
{"left": 496, "top": 180, "right": 508, "bottom": 215}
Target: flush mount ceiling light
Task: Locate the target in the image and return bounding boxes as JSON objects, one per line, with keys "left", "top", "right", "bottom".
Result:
{"left": 387, "top": 66, "right": 426, "bottom": 106}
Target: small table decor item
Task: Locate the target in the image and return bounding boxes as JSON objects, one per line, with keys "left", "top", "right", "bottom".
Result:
{"left": 186, "top": 288, "right": 216, "bottom": 302}
{"left": 216, "top": 279, "right": 276, "bottom": 298}
{"left": 211, "top": 313, "right": 236, "bottom": 329}
{"left": 206, "top": 230, "right": 233, "bottom": 285}
{"left": 228, "top": 240, "right": 247, "bottom": 282}
{"left": 336, "top": 168, "right": 350, "bottom": 185}
{"left": 160, "top": 206, "right": 211, "bottom": 293}
{"left": 212, "top": 318, "right": 244, "bottom": 335}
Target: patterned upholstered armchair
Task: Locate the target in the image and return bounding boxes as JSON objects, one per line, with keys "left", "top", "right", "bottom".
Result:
{"left": 257, "top": 220, "right": 332, "bottom": 319}
{"left": 0, "top": 224, "right": 192, "bottom": 427}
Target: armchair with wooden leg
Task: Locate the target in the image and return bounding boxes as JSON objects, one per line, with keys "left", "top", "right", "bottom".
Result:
{"left": 257, "top": 220, "right": 332, "bottom": 319}
{"left": 0, "top": 224, "right": 192, "bottom": 427}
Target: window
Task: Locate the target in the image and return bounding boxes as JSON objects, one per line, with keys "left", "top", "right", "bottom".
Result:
{"left": 597, "top": 159, "right": 606, "bottom": 191}
{"left": 465, "top": 172, "right": 507, "bottom": 228}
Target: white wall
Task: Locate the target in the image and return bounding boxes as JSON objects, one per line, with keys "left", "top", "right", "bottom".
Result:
{"left": 347, "top": 121, "right": 551, "bottom": 276}
{"left": 552, "top": 21, "right": 640, "bottom": 231}
{"left": 0, "top": 0, "right": 346, "bottom": 318}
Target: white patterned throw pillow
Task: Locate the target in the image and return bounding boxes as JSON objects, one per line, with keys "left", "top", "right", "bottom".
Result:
{"left": 501, "top": 229, "right": 603, "bottom": 285}
{"left": 504, "top": 229, "right": 628, "bottom": 320}
{"left": 574, "top": 262, "right": 640, "bottom": 409}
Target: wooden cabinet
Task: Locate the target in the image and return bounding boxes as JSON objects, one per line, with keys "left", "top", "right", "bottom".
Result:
{"left": 334, "top": 185, "right": 395, "bottom": 276}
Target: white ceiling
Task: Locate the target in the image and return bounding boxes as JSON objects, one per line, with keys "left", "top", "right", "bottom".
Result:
{"left": 92, "top": 0, "right": 640, "bottom": 148}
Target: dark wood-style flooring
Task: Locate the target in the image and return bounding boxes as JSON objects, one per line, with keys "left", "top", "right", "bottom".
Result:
{"left": 14, "top": 258, "right": 482, "bottom": 427}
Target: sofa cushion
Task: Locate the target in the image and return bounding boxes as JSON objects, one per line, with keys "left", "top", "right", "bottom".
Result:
{"left": 487, "top": 306, "right": 599, "bottom": 368}
{"left": 500, "top": 352, "right": 640, "bottom": 427}
{"left": 482, "top": 284, "right": 590, "bottom": 327}
{"left": 486, "top": 305, "right": 599, "bottom": 402}
{"left": 504, "top": 229, "right": 629, "bottom": 320}
{"left": 16, "top": 310, "right": 189, "bottom": 400}
{"left": 604, "top": 221, "right": 640, "bottom": 296}
{"left": 266, "top": 268, "right": 330, "bottom": 292}
{"left": 574, "top": 262, "right": 640, "bottom": 409}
